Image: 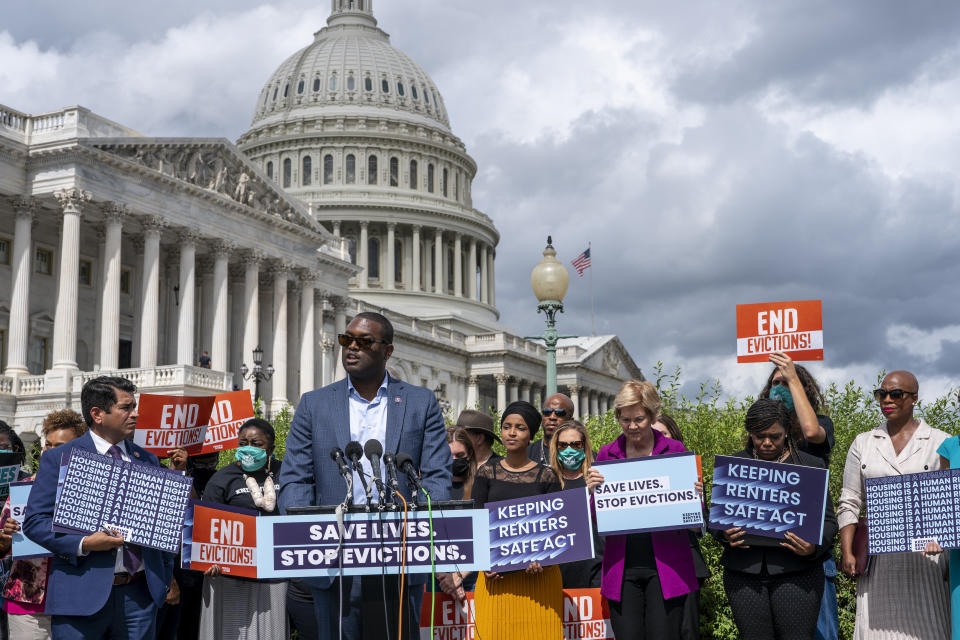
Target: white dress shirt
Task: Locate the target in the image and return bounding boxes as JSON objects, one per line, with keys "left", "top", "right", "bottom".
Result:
{"left": 78, "top": 432, "right": 136, "bottom": 573}
{"left": 347, "top": 374, "right": 390, "bottom": 503}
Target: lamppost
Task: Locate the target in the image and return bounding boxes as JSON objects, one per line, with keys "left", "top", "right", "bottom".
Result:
{"left": 434, "top": 385, "right": 452, "bottom": 415}
{"left": 240, "top": 345, "right": 275, "bottom": 405}
{"left": 529, "top": 236, "right": 571, "bottom": 398}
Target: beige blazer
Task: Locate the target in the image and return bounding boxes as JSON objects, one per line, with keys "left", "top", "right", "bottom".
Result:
{"left": 836, "top": 419, "right": 949, "bottom": 529}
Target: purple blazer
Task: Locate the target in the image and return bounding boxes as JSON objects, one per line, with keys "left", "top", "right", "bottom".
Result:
{"left": 596, "top": 431, "right": 699, "bottom": 602}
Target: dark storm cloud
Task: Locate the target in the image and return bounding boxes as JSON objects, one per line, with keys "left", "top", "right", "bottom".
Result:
{"left": 673, "top": 0, "right": 960, "bottom": 105}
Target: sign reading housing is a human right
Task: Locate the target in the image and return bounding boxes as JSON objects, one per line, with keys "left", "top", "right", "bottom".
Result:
{"left": 736, "top": 299, "right": 823, "bottom": 363}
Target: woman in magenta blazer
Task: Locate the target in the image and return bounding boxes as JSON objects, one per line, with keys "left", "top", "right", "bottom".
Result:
{"left": 596, "top": 380, "right": 699, "bottom": 639}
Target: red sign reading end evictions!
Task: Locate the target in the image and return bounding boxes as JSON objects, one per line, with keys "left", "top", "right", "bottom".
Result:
{"left": 736, "top": 300, "right": 823, "bottom": 363}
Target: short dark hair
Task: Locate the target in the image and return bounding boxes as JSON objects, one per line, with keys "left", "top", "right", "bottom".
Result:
{"left": 238, "top": 418, "right": 275, "bottom": 446}
{"left": 0, "top": 420, "right": 26, "bottom": 466}
{"left": 351, "top": 311, "right": 394, "bottom": 344}
{"left": 81, "top": 376, "right": 137, "bottom": 427}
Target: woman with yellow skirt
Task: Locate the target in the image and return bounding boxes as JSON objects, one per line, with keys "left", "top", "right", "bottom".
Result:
{"left": 471, "top": 401, "right": 564, "bottom": 640}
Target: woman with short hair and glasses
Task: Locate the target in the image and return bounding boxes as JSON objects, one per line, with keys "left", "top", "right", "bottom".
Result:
{"left": 836, "top": 371, "right": 950, "bottom": 639}
{"left": 595, "top": 380, "right": 700, "bottom": 639}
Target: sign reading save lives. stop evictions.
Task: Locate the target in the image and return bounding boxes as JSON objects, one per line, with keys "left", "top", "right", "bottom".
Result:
{"left": 52, "top": 448, "right": 193, "bottom": 553}
{"left": 736, "top": 299, "right": 823, "bottom": 363}
{"left": 708, "top": 455, "right": 829, "bottom": 545}
{"left": 593, "top": 453, "right": 703, "bottom": 535}
{"left": 486, "top": 487, "right": 595, "bottom": 572}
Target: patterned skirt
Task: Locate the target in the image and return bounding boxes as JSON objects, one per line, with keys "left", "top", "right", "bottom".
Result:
{"left": 199, "top": 574, "right": 288, "bottom": 640}
{"left": 474, "top": 565, "right": 563, "bottom": 640}
{"left": 854, "top": 552, "right": 949, "bottom": 640}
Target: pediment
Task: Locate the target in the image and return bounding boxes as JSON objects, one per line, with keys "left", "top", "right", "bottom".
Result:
{"left": 87, "top": 138, "right": 325, "bottom": 237}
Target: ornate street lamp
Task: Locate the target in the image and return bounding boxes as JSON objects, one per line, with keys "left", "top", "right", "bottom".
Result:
{"left": 434, "top": 384, "right": 452, "bottom": 414}
{"left": 240, "top": 345, "right": 275, "bottom": 404}
{"left": 529, "top": 236, "right": 571, "bottom": 398}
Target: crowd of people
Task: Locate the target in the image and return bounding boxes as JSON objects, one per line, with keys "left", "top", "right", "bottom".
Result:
{"left": 0, "top": 310, "right": 955, "bottom": 640}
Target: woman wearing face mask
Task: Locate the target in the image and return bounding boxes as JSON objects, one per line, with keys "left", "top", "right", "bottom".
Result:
{"left": 719, "top": 399, "right": 837, "bottom": 640}
{"left": 199, "top": 418, "right": 286, "bottom": 639}
{"left": 447, "top": 426, "right": 476, "bottom": 501}
{"left": 761, "top": 353, "right": 838, "bottom": 640}
{"left": 548, "top": 420, "right": 604, "bottom": 588}
{"left": 472, "top": 401, "right": 563, "bottom": 640}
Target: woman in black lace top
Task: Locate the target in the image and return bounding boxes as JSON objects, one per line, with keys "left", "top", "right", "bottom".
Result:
{"left": 471, "top": 401, "right": 563, "bottom": 640}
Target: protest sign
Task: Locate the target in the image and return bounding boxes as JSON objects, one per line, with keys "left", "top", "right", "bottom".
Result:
{"left": 0, "top": 463, "right": 20, "bottom": 502}
{"left": 9, "top": 482, "right": 51, "bottom": 559}
{"left": 182, "top": 500, "right": 259, "bottom": 578}
{"left": 256, "top": 510, "right": 490, "bottom": 578}
{"left": 52, "top": 448, "right": 193, "bottom": 553}
{"left": 865, "top": 468, "right": 960, "bottom": 554}
{"left": 134, "top": 394, "right": 216, "bottom": 456}
{"left": 418, "top": 589, "right": 613, "bottom": 640}
{"left": 708, "top": 455, "right": 829, "bottom": 545}
{"left": 197, "top": 390, "right": 256, "bottom": 454}
{"left": 593, "top": 453, "right": 702, "bottom": 535}
{"left": 736, "top": 299, "right": 823, "bottom": 363}
{"left": 486, "top": 487, "right": 594, "bottom": 572}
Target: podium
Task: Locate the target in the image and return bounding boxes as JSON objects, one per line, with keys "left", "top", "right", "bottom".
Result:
{"left": 285, "top": 500, "right": 475, "bottom": 640}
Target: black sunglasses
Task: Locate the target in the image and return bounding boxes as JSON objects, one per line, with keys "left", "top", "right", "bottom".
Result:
{"left": 873, "top": 388, "right": 917, "bottom": 401}
{"left": 557, "top": 440, "right": 584, "bottom": 450}
{"left": 541, "top": 408, "right": 568, "bottom": 417}
{"left": 337, "top": 333, "right": 390, "bottom": 350}
{"left": 770, "top": 379, "right": 788, "bottom": 387}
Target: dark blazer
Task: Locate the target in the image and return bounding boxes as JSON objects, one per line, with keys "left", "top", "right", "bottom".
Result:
{"left": 718, "top": 448, "right": 838, "bottom": 576}
{"left": 22, "top": 431, "right": 175, "bottom": 616}
{"left": 278, "top": 373, "right": 452, "bottom": 588}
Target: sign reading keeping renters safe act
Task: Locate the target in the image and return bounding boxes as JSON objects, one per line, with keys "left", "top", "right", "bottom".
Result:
{"left": 736, "top": 300, "right": 823, "bottom": 363}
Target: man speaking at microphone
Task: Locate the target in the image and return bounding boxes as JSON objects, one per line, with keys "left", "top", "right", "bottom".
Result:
{"left": 279, "top": 311, "right": 451, "bottom": 639}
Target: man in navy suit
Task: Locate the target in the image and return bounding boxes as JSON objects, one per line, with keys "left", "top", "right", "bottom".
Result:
{"left": 24, "top": 376, "right": 175, "bottom": 640}
{"left": 279, "top": 311, "right": 452, "bottom": 640}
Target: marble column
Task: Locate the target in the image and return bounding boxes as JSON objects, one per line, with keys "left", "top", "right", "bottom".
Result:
{"left": 270, "top": 265, "right": 290, "bottom": 412}
{"left": 488, "top": 247, "right": 496, "bottom": 307}
{"left": 320, "top": 334, "right": 334, "bottom": 387}
{"left": 211, "top": 241, "right": 231, "bottom": 372}
{"left": 590, "top": 391, "right": 599, "bottom": 417}
{"left": 519, "top": 381, "right": 531, "bottom": 403}
{"left": 299, "top": 277, "right": 315, "bottom": 397}
{"left": 411, "top": 225, "right": 421, "bottom": 292}
{"left": 434, "top": 229, "right": 443, "bottom": 294}
{"left": 139, "top": 218, "right": 163, "bottom": 368}
{"left": 508, "top": 377, "right": 519, "bottom": 403}
{"left": 333, "top": 298, "right": 348, "bottom": 381}
{"left": 466, "top": 375, "right": 478, "bottom": 409}
{"left": 242, "top": 253, "right": 262, "bottom": 394}
{"left": 357, "top": 222, "right": 369, "bottom": 288}
{"left": 568, "top": 384, "right": 582, "bottom": 419}
{"left": 480, "top": 244, "right": 489, "bottom": 304}
{"left": 453, "top": 233, "right": 463, "bottom": 297}
{"left": 98, "top": 204, "right": 126, "bottom": 370}
{"left": 176, "top": 232, "right": 198, "bottom": 366}
{"left": 5, "top": 198, "right": 36, "bottom": 376}
{"left": 495, "top": 373, "right": 509, "bottom": 415}
{"left": 385, "top": 223, "right": 396, "bottom": 290}
{"left": 467, "top": 238, "right": 477, "bottom": 301}
{"left": 51, "top": 188, "right": 92, "bottom": 370}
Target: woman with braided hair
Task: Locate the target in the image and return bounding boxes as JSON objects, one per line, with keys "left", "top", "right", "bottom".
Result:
{"left": 718, "top": 399, "right": 838, "bottom": 640}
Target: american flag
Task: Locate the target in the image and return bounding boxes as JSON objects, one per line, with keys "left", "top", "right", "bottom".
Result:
{"left": 571, "top": 247, "right": 591, "bottom": 276}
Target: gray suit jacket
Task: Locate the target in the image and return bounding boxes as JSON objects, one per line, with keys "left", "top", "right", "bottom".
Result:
{"left": 278, "top": 374, "right": 452, "bottom": 588}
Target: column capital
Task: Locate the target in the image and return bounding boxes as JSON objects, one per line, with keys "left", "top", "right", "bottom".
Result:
{"left": 467, "top": 375, "right": 479, "bottom": 386}
{"left": 567, "top": 384, "right": 582, "bottom": 394}
{"left": 242, "top": 249, "right": 266, "bottom": 268}
{"left": 12, "top": 197, "right": 37, "bottom": 220}
{"left": 132, "top": 235, "right": 145, "bottom": 255}
{"left": 332, "top": 296, "right": 351, "bottom": 312}
{"left": 412, "top": 224, "right": 422, "bottom": 233}
{"left": 228, "top": 263, "right": 246, "bottom": 280}
{"left": 102, "top": 202, "right": 128, "bottom": 225}
{"left": 518, "top": 380, "right": 531, "bottom": 391}
{"left": 268, "top": 260, "right": 295, "bottom": 279}
{"left": 141, "top": 215, "right": 167, "bottom": 235}
{"left": 210, "top": 239, "right": 236, "bottom": 258}
{"left": 386, "top": 221, "right": 397, "bottom": 230}
{"left": 434, "top": 227, "right": 443, "bottom": 238}
{"left": 54, "top": 188, "right": 93, "bottom": 216}
{"left": 321, "top": 335, "right": 335, "bottom": 351}
{"left": 494, "top": 373, "right": 510, "bottom": 385}
{"left": 454, "top": 231, "right": 463, "bottom": 240}
{"left": 178, "top": 229, "right": 201, "bottom": 246}
{"left": 359, "top": 220, "right": 369, "bottom": 229}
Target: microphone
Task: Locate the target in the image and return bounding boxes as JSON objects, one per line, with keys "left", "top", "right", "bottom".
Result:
{"left": 382, "top": 452, "right": 401, "bottom": 494}
{"left": 345, "top": 440, "right": 373, "bottom": 508}
{"left": 394, "top": 452, "right": 429, "bottom": 499}
{"left": 364, "top": 439, "right": 387, "bottom": 506}
{"left": 329, "top": 447, "right": 355, "bottom": 506}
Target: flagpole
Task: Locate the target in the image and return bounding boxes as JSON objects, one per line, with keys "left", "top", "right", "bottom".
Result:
{"left": 589, "top": 241, "right": 595, "bottom": 336}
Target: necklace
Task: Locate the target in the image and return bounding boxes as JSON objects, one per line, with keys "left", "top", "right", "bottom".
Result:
{"left": 244, "top": 467, "right": 277, "bottom": 512}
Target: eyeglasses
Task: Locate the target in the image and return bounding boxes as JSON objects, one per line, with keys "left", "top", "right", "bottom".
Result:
{"left": 541, "top": 408, "right": 568, "bottom": 417}
{"left": 557, "top": 440, "right": 584, "bottom": 450}
{"left": 873, "top": 389, "right": 917, "bottom": 401}
{"left": 337, "top": 333, "right": 391, "bottom": 349}
{"left": 770, "top": 379, "right": 787, "bottom": 387}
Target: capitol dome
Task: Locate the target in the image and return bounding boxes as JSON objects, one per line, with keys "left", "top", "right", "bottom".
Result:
{"left": 238, "top": 0, "right": 500, "bottom": 330}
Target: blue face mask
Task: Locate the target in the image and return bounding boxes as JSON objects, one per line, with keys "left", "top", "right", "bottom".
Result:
{"left": 558, "top": 447, "right": 586, "bottom": 470}
{"left": 235, "top": 446, "right": 268, "bottom": 472}
{"left": 769, "top": 384, "right": 795, "bottom": 412}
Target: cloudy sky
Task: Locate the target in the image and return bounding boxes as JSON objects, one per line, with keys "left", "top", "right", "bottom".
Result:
{"left": 5, "top": 0, "right": 960, "bottom": 403}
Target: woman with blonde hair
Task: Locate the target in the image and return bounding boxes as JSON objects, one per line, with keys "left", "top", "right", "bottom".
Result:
{"left": 548, "top": 420, "right": 604, "bottom": 588}
{"left": 595, "top": 380, "right": 700, "bottom": 639}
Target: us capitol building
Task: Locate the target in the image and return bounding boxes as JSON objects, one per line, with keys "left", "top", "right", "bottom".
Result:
{"left": 0, "top": 0, "right": 641, "bottom": 442}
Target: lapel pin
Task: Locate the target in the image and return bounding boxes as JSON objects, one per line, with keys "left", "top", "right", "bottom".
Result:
{"left": 394, "top": 396, "right": 402, "bottom": 403}
{"left": 133, "top": 452, "right": 140, "bottom": 458}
